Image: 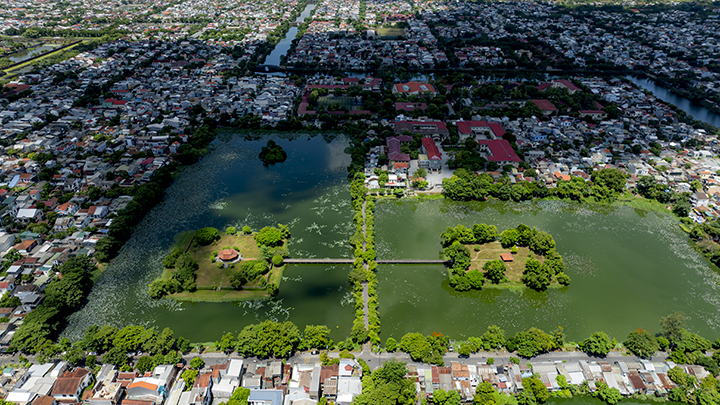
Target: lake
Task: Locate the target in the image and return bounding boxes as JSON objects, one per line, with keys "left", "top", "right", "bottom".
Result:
{"left": 63, "top": 133, "right": 356, "bottom": 342}
{"left": 375, "top": 199, "right": 720, "bottom": 342}
{"left": 63, "top": 134, "right": 720, "bottom": 345}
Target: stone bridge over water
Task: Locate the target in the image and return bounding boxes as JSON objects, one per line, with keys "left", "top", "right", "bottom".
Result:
{"left": 283, "top": 258, "right": 449, "bottom": 265}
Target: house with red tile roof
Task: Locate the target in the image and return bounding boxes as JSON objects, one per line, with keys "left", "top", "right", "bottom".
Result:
{"left": 531, "top": 99, "right": 558, "bottom": 115}
{"left": 477, "top": 139, "right": 521, "bottom": 166}
{"left": 456, "top": 120, "right": 506, "bottom": 140}
{"left": 392, "top": 81, "right": 436, "bottom": 95}
{"left": 52, "top": 369, "right": 93, "bottom": 402}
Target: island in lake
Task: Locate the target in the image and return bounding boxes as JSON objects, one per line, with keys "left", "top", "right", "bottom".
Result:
{"left": 442, "top": 223, "right": 570, "bottom": 291}
{"left": 149, "top": 224, "right": 290, "bottom": 301}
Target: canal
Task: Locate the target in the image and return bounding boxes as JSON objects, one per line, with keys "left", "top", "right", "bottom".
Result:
{"left": 8, "top": 44, "right": 61, "bottom": 63}
{"left": 262, "top": 3, "right": 316, "bottom": 67}
{"left": 625, "top": 76, "right": 720, "bottom": 127}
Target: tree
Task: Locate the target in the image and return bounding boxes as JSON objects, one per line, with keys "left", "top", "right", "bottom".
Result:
{"left": 660, "top": 312, "right": 687, "bottom": 345}
{"left": 190, "top": 356, "right": 205, "bottom": 369}
{"left": 432, "top": 389, "right": 461, "bottom": 405}
{"left": 226, "top": 226, "right": 237, "bottom": 235}
{"left": 258, "top": 140, "right": 287, "bottom": 165}
{"left": 195, "top": 227, "right": 220, "bottom": 245}
{"left": 242, "top": 226, "right": 252, "bottom": 234}
{"left": 399, "top": 333, "right": 431, "bottom": 362}
{"left": 481, "top": 325, "right": 506, "bottom": 351}
{"left": 472, "top": 223, "right": 498, "bottom": 244}
{"left": 235, "top": 320, "right": 301, "bottom": 358}
{"left": 386, "top": 337, "right": 397, "bottom": 352}
{"left": 500, "top": 228, "right": 520, "bottom": 248}
{"left": 135, "top": 356, "right": 156, "bottom": 373}
{"left": 529, "top": 231, "right": 555, "bottom": 255}
{"left": 591, "top": 168, "right": 627, "bottom": 194}
{"left": 254, "top": 226, "right": 284, "bottom": 247}
{"left": 581, "top": 332, "right": 614, "bottom": 356}
{"left": 353, "top": 360, "right": 415, "bottom": 405}
{"left": 483, "top": 260, "right": 507, "bottom": 284}
{"left": 181, "top": 369, "right": 198, "bottom": 389}
{"left": 624, "top": 329, "right": 659, "bottom": 358}
{"left": 103, "top": 346, "right": 129, "bottom": 367}
{"left": 595, "top": 380, "right": 622, "bottom": 405}
{"left": 512, "top": 328, "right": 556, "bottom": 358}
{"left": 523, "top": 375, "right": 549, "bottom": 403}
{"left": 226, "top": 387, "right": 251, "bottom": 405}
{"left": 216, "top": 333, "right": 236, "bottom": 353}
{"left": 522, "top": 259, "right": 551, "bottom": 291}
{"left": 303, "top": 325, "right": 331, "bottom": 350}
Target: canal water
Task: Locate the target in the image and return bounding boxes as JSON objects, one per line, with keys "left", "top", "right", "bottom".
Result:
{"left": 375, "top": 199, "right": 720, "bottom": 342}
{"left": 262, "top": 3, "right": 316, "bottom": 66}
{"left": 63, "top": 133, "right": 356, "bottom": 342}
{"left": 8, "top": 44, "right": 61, "bottom": 63}
{"left": 626, "top": 76, "right": 720, "bottom": 127}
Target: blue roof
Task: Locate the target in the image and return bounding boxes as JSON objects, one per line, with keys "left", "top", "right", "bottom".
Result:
{"left": 248, "top": 389, "right": 283, "bottom": 405}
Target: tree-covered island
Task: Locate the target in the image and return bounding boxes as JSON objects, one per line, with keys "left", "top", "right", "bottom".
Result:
{"left": 442, "top": 223, "right": 570, "bottom": 291}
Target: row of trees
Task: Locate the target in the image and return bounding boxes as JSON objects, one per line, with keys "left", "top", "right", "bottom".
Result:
{"left": 348, "top": 174, "right": 380, "bottom": 345}
{"left": 96, "top": 123, "right": 219, "bottom": 263}
{"left": 442, "top": 168, "right": 628, "bottom": 204}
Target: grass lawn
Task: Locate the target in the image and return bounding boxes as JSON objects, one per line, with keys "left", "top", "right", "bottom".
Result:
{"left": 377, "top": 27, "right": 407, "bottom": 38}
{"left": 466, "top": 242, "right": 548, "bottom": 287}
{"left": 187, "top": 234, "right": 261, "bottom": 287}
{"left": 317, "top": 95, "right": 355, "bottom": 110}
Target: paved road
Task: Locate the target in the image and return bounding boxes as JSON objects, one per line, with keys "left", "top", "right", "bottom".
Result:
{"left": 0, "top": 349, "right": 671, "bottom": 371}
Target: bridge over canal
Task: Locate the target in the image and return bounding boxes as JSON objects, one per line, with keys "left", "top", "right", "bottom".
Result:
{"left": 283, "top": 258, "right": 449, "bottom": 265}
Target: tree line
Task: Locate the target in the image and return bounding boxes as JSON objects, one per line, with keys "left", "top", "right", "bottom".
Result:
{"left": 442, "top": 168, "right": 628, "bottom": 204}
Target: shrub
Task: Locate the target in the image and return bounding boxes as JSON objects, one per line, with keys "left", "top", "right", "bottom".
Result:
{"left": 195, "top": 227, "right": 220, "bottom": 245}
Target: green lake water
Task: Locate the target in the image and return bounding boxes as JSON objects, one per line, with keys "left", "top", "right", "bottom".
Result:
{"left": 374, "top": 199, "right": 720, "bottom": 342}
{"left": 63, "top": 133, "right": 720, "bottom": 345}
{"left": 63, "top": 133, "right": 356, "bottom": 342}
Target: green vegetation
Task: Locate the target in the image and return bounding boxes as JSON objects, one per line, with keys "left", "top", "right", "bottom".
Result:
{"left": 580, "top": 331, "right": 616, "bottom": 357}
{"left": 442, "top": 168, "right": 627, "bottom": 204}
{"left": 258, "top": 139, "right": 287, "bottom": 165}
{"left": 10, "top": 256, "right": 96, "bottom": 352}
{"left": 347, "top": 174, "right": 380, "bottom": 345}
{"left": 398, "top": 332, "right": 449, "bottom": 365}
{"left": 442, "top": 223, "right": 568, "bottom": 291}
{"left": 353, "top": 360, "right": 415, "bottom": 405}
{"left": 148, "top": 252, "right": 199, "bottom": 299}
{"left": 195, "top": 227, "right": 220, "bottom": 245}
{"left": 150, "top": 228, "right": 286, "bottom": 301}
